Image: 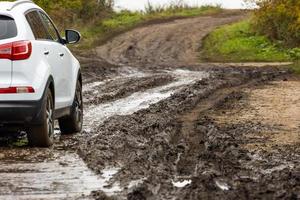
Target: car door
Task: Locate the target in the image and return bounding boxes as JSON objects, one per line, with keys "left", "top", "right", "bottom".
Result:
{"left": 25, "top": 10, "right": 62, "bottom": 109}
{"left": 38, "top": 11, "right": 73, "bottom": 109}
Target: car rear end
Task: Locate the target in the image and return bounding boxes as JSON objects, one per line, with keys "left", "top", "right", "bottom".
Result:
{"left": 0, "top": 3, "right": 47, "bottom": 128}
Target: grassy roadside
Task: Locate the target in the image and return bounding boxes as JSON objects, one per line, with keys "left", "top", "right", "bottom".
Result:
{"left": 200, "top": 20, "right": 300, "bottom": 63}
{"left": 76, "top": 5, "right": 221, "bottom": 49}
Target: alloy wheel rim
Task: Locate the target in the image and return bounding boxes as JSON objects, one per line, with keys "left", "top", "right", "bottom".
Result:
{"left": 46, "top": 96, "right": 54, "bottom": 138}
{"left": 75, "top": 86, "right": 83, "bottom": 127}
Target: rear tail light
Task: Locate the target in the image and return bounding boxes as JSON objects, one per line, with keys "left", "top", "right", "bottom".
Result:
{"left": 0, "top": 87, "right": 35, "bottom": 94}
{"left": 0, "top": 41, "right": 32, "bottom": 60}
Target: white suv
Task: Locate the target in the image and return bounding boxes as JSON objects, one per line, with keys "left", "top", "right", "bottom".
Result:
{"left": 0, "top": 0, "right": 83, "bottom": 147}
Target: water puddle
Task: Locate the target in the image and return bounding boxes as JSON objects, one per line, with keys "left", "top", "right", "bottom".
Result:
{"left": 83, "top": 66, "right": 148, "bottom": 93}
{"left": 0, "top": 153, "right": 120, "bottom": 199}
{"left": 127, "top": 178, "right": 147, "bottom": 189}
{"left": 98, "top": 167, "right": 122, "bottom": 194}
{"left": 172, "top": 180, "right": 192, "bottom": 188}
{"left": 260, "top": 164, "right": 295, "bottom": 175}
{"left": 83, "top": 81, "right": 106, "bottom": 93}
{"left": 215, "top": 179, "right": 230, "bottom": 191}
{"left": 117, "top": 66, "right": 147, "bottom": 77}
{"left": 84, "top": 69, "right": 209, "bottom": 132}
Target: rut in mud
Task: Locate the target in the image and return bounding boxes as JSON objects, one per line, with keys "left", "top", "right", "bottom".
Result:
{"left": 0, "top": 10, "right": 299, "bottom": 200}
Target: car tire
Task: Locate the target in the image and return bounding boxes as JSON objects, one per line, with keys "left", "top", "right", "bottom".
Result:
{"left": 27, "top": 88, "right": 54, "bottom": 147}
{"left": 58, "top": 80, "right": 83, "bottom": 134}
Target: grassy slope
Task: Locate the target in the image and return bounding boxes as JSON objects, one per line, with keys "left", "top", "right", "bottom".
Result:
{"left": 77, "top": 6, "right": 221, "bottom": 49}
{"left": 200, "top": 20, "right": 300, "bottom": 63}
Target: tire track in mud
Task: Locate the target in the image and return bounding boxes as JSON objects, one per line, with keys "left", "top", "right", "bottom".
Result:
{"left": 83, "top": 69, "right": 209, "bottom": 133}
{"left": 177, "top": 78, "right": 300, "bottom": 200}
{"left": 178, "top": 88, "right": 240, "bottom": 175}
{"left": 175, "top": 79, "right": 268, "bottom": 179}
{"left": 79, "top": 67, "right": 288, "bottom": 199}
{"left": 83, "top": 74, "right": 174, "bottom": 105}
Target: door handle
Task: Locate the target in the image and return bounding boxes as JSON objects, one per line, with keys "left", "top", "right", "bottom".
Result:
{"left": 44, "top": 51, "right": 49, "bottom": 55}
{"left": 59, "top": 53, "right": 64, "bottom": 57}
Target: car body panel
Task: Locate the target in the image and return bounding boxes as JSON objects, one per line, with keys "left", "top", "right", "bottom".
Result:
{"left": 0, "top": 59, "right": 12, "bottom": 88}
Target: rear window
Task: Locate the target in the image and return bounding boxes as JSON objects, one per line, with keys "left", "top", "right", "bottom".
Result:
{"left": 0, "top": 15, "right": 17, "bottom": 40}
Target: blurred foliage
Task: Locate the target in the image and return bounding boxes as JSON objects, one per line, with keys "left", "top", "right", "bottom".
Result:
{"left": 252, "top": 0, "right": 300, "bottom": 47}
{"left": 32, "top": 0, "right": 114, "bottom": 29}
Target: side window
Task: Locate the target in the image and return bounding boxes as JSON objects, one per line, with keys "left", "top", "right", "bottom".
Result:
{"left": 39, "top": 12, "right": 60, "bottom": 42}
{"left": 25, "top": 11, "right": 49, "bottom": 40}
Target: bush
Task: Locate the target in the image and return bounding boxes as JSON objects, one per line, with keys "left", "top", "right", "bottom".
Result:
{"left": 252, "top": 0, "right": 300, "bottom": 47}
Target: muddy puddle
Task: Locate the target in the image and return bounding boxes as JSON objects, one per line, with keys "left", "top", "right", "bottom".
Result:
{"left": 0, "top": 151, "right": 121, "bottom": 200}
{"left": 82, "top": 66, "right": 148, "bottom": 93}
{"left": 83, "top": 69, "right": 209, "bottom": 132}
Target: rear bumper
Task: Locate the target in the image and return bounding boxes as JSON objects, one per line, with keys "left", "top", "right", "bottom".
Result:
{"left": 0, "top": 77, "right": 54, "bottom": 128}
{"left": 0, "top": 99, "right": 43, "bottom": 127}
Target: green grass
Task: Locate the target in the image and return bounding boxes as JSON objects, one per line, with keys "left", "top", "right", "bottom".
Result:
{"left": 77, "top": 5, "right": 221, "bottom": 49}
{"left": 200, "top": 20, "right": 300, "bottom": 62}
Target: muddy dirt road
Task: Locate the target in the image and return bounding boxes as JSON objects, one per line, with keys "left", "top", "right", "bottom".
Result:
{"left": 0, "top": 10, "right": 299, "bottom": 200}
{"left": 95, "top": 10, "right": 245, "bottom": 68}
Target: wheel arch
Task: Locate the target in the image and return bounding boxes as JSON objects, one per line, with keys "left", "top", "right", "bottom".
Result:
{"left": 73, "top": 69, "right": 82, "bottom": 98}
{"left": 30, "top": 75, "right": 55, "bottom": 125}
{"left": 77, "top": 70, "right": 82, "bottom": 86}
{"left": 46, "top": 76, "right": 55, "bottom": 102}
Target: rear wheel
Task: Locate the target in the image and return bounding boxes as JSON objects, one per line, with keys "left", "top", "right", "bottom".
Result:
{"left": 27, "top": 88, "right": 54, "bottom": 147}
{"left": 58, "top": 80, "right": 83, "bottom": 134}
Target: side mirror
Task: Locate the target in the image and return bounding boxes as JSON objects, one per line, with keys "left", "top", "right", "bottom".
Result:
{"left": 65, "top": 29, "right": 81, "bottom": 44}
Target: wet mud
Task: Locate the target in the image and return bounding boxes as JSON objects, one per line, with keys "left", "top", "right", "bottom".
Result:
{"left": 79, "top": 67, "right": 294, "bottom": 200}
{"left": 0, "top": 10, "right": 299, "bottom": 200}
